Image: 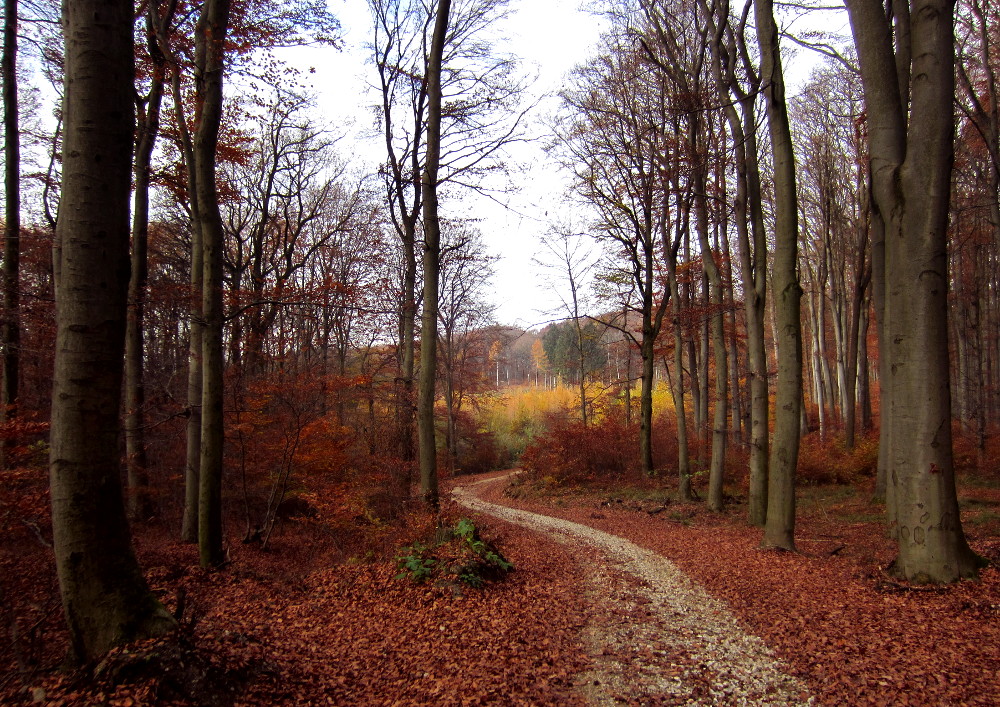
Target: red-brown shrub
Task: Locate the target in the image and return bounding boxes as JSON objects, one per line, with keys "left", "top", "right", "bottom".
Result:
{"left": 796, "top": 429, "right": 879, "bottom": 485}
{"left": 520, "top": 412, "right": 638, "bottom": 484}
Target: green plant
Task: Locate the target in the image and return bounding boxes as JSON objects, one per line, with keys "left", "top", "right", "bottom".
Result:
{"left": 395, "top": 542, "right": 436, "bottom": 582}
{"left": 394, "top": 519, "right": 513, "bottom": 589}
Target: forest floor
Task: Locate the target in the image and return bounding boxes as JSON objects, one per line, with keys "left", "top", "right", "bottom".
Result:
{"left": 2, "top": 465, "right": 1000, "bottom": 705}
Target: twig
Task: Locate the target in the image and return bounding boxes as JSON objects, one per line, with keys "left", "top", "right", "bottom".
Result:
{"left": 21, "top": 519, "right": 51, "bottom": 548}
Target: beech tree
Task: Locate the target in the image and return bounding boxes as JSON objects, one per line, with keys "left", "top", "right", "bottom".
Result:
{"left": 371, "top": 0, "right": 524, "bottom": 504}
{"left": 696, "top": 0, "right": 770, "bottom": 524}
{"left": 437, "top": 223, "right": 496, "bottom": 464}
{"left": 50, "top": 0, "right": 175, "bottom": 661}
{"left": 194, "top": 0, "right": 231, "bottom": 569}
{"left": 755, "top": 0, "right": 802, "bottom": 551}
{"left": 633, "top": 0, "right": 729, "bottom": 508}
{"left": 125, "top": 0, "right": 179, "bottom": 521}
{"left": 417, "top": 0, "right": 450, "bottom": 507}
{"left": 845, "top": 0, "right": 979, "bottom": 581}
{"left": 557, "top": 37, "right": 675, "bottom": 476}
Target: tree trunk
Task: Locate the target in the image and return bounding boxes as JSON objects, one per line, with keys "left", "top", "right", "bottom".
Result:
{"left": 2, "top": 0, "right": 19, "bottom": 468}
{"left": 194, "top": 0, "right": 231, "bottom": 568}
{"left": 638, "top": 332, "right": 656, "bottom": 475}
{"left": 668, "top": 260, "right": 692, "bottom": 501}
{"left": 125, "top": 4, "right": 169, "bottom": 521}
{"left": 701, "top": 1, "right": 770, "bottom": 523}
{"left": 417, "top": 0, "right": 450, "bottom": 509}
{"left": 756, "top": 0, "right": 802, "bottom": 551}
{"left": 178, "top": 67, "right": 203, "bottom": 544}
{"left": 693, "top": 123, "right": 728, "bottom": 510}
{"left": 50, "top": 0, "right": 175, "bottom": 661}
{"left": 846, "top": 0, "right": 979, "bottom": 581}
{"left": 397, "top": 224, "right": 417, "bottom": 490}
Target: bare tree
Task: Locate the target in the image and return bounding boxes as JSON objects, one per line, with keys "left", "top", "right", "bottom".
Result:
{"left": 417, "top": 0, "right": 451, "bottom": 508}
{"left": 755, "top": 0, "right": 802, "bottom": 551}
{"left": 194, "top": 0, "right": 231, "bottom": 569}
{"left": 535, "top": 222, "right": 597, "bottom": 426}
{"left": 556, "top": 33, "right": 676, "bottom": 476}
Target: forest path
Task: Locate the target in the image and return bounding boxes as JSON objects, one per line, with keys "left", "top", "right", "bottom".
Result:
{"left": 452, "top": 474, "right": 813, "bottom": 706}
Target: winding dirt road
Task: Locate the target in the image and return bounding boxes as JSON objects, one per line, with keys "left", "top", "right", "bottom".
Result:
{"left": 453, "top": 474, "right": 813, "bottom": 706}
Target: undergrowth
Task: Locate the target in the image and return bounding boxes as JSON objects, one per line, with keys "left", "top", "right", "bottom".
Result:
{"left": 395, "top": 518, "right": 513, "bottom": 589}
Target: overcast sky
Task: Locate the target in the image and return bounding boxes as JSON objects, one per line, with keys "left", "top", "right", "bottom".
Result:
{"left": 302, "top": 1, "right": 845, "bottom": 330}
{"left": 291, "top": 0, "right": 609, "bottom": 330}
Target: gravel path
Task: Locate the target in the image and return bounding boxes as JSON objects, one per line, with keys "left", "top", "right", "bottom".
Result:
{"left": 453, "top": 475, "right": 813, "bottom": 706}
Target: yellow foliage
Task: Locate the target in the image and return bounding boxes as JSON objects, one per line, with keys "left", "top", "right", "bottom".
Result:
{"left": 650, "top": 380, "right": 677, "bottom": 417}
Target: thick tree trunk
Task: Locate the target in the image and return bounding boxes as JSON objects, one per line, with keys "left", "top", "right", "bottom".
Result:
{"left": 847, "top": 0, "right": 979, "bottom": 581}
{"left": 756, "top": 0, "right": 802, "bottom": 551}
{"left": 50, "top": 0, "right": 175, "bottom": 661}
{"left": 194, "top": 0, "right": 231, "bottom": 568}
{"left": 417, "top": 0, "right": 450, "bottom": 509}
{"left": 2, "top": 0, "right": 19, "bottom": 468}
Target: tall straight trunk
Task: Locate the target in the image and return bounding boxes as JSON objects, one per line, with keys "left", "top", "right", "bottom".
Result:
{"left": 700, "top": 0, "right": 770, "bottom": 523}
{"left": 417, "top": 0, "right": 450, "bottom": 509}
{"left": 692, "top": 125, "right": 728, "bottom": 510}
{"left": 847, "top": 0, "right": 978, "bottom": 581}
{"left": 871, "top": 207, "right": 889, "bottom": 503}
{"left": 756, "top": 0, "right": 802, "bottom": 551}
{"left": 178, "top": 68, "right": 203, "bottom": 543}
{"left": 624, "top": 343, "right": 632, "bottom": 427}
{"left": 638, "top": 331, "right": 656, "bottom": 475}
{"left": 50, "top": 0, "right": 175, "bottom": 661}
{"left": 2, "top": 0, "right": 19, "bottom": 468}
{"left": 125, "top": 5, "right": 169, "bottom": 521}
{"left": 858, "top": 300, "right": 873, "bottom": 430}
{"left": 671, "top": 275, "right": 692, "bottom": 500}
{"left": 723, "top": 232, "right": 742, "bottom": 443}
{"left": 697, "top": 276, "right": 710, "bottom": 464}
{"left": 194, "top": 0, "right": 230, "bottom": 568}
{"left": 808, "top": 289, "right": 827, "bottom": 437}
{"left": 398, "top": 225, "right": 416, "bottom": 488}
{"left": 843, "top": 246, "right": 870, "bottom": 449}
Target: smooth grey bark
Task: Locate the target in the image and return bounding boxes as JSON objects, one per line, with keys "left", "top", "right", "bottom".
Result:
{"left": 846, "top": 0, "right": 979, "bottom": 582}
{"left": 194, "top": 0, "right": 231, "bottom": 568}
{"left": 692, "top": 121, "right": 728, "bottom": 511}
{"left": 50, "top": 0, "right": 175, "bottom": 661}
{"left": 755, "top": 0, "right": 802, "bottom": 552}
{"left": 2, "top": 0, "right": 19, "bottom": 468}
{"left": 871, "top": 204, "right": 889, "bottom": 503}
{"left": 668, "top": 264, "right": 691, "bottom": 500}
{"left": 417, "top": 0, "right": 450, "bottom": 508}
{"left": 698, "top": 0, "right": 770, "bottom": 522}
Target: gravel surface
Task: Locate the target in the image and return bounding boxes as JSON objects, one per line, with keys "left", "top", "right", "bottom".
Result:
{"left": 453, "top": 475, "right": 813, "bottom": 706}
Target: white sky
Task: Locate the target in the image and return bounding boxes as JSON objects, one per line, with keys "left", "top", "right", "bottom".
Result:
{"left": 295, "top": 1, "right": 844, "bottom": 330}
{"left": 291, "top": 0, "right": 609, "bottom": 330}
